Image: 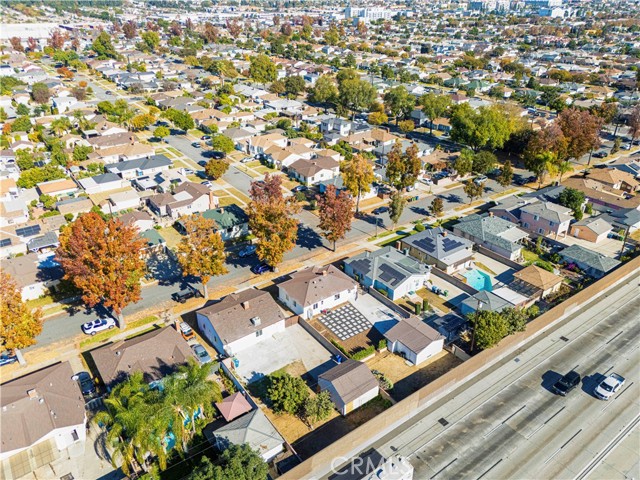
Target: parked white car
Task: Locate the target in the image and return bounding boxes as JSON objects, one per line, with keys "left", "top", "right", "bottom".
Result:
{"left": 594, "top": 373, "right": 625, "bottom": 400}
{"left": 81, "top": 316, "right": 117, "bottom": 336}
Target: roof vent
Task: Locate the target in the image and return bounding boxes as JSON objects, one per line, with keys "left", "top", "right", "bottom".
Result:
{"left": 250, "top": 316, "right": 261, "bottom": 326}
{"left": 27, "top": 389, "right": 38, "bottom": 399}
{"left": 115, "top": 351, "right": 121, "bottom": 356}
{"left": 242, "top": 301, "right": 250, "bottom": 310}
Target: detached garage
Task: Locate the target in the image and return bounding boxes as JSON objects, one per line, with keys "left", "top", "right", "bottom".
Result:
{"left": 384, "top": 316, "right": 445, "bottom": 366}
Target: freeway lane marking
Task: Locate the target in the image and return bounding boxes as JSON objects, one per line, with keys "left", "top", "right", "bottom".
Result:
{"left": 429, "top": 457, "right": 457, "bottom": 479}
{"left": 526, "top": 406, "right": 566, "bottom": 439}
{"left": 601, "top": 382, "right": 634, "bottom": 412}
{"left": 544, "top": 429, "right": 583, "bottom": 465}
{"left": 483, "top": 404, "right": 527, "bottom": 438}
{"left": 476, "top": 459, "right": 503, "bottom": 480}
{"left": 606, "top": 330, "right": 624, "bottom": 344}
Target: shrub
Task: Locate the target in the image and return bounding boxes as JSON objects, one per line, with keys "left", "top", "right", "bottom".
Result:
{"left": 294, "top": 191, "right": 306, "bottom": 202}
{"left": 330, "top": 339, "right": 349, "bottom": 357}
{"left": 414, "top": 303, "right": 422, "bottom": 315}
{"left": 535, "top": 260, "right": 554, "bottom": 272}
{"left": 414, "top": 223, "right": 425, "bottom": 232}
{"left": 377, "top": 339, "right": 387, "bottom": 350}
{"left": 351, "top": 345, "right": 375, "bottom": 361}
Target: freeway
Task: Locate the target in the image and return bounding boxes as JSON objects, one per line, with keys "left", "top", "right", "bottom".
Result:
{"left": 364, "top": 275, "right": 640, "bottom": 480}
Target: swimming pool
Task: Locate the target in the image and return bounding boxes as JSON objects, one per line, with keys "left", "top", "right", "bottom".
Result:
{"left": 38, "top": 254, "right": 60, "bottom": 269}
{"left": 463, "top": 269, "right": 493, "bottom": 291}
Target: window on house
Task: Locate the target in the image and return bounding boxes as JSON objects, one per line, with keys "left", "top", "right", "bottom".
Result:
{"left": 534, "top": 215, "right": 539, "bottom": 221}
{"left": 71, "top": 430, "right": 79, "bottom": 442}
{"left": 255, "top": 330, "right": 263, "bottom": 337}
{"left": 538, "top": 228, "right": 544, "bottom": 234}
{"left": 313, "top": 303, "right": 318, "bottom": 309}
{"left": 550, "top": 221, "right": 554, "bottom": 227}
{"left": 523, "top": 222, "right": 529, "bottom": 228}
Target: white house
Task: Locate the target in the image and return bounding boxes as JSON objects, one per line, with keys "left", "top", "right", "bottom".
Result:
{"left": 318, "top": 360, "right": 379, "bottom": 416}
{"left": 288, "top": 156, "right": 340, "bottom": 186}
{"left": 100, "top": 189, "right": 141, "bottom": 214}
{"left": 0, "top": 362, "right": 86, "bottom": 464}
{"left": 278, "top": 265, "right": 357, "bottom": 319}
{"left": 77, "top": 172, "right": 126, "bottom": 195}
{"left": 384, "top": 316, "right": 444, "bottom": 366}
{"left": 196, "top": 288, "right": 287, "bottom": 356}
{"left": 2, "top": 252, "right": 62, "bottom": 301}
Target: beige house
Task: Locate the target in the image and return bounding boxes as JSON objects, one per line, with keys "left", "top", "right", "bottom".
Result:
{"left": 318, "top": 360, "right": 379, "bottom": 416}
{"left": 570, "top": 216, "right": 613, "bottom": 243}
{"left": 511, "top": 265, "right": 563, "bottom": 301}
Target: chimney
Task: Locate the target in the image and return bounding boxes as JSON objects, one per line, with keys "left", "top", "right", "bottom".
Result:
{"left": 442, "top": 231, "right": 447, "bottom": 237}
{"left": 174, "top": 319, "right": 180, "bottom": 331}
{"left": 27, "top": 389, "right": 38, "bottom": 399}
{"left": 489, "top": 211, "right": 494, "bottom": 217}
{"left": 130, "top": 135, "right": 135, "bottom": 145}
{"left": 242, "top": 301, "right": 250, "bottom": 310}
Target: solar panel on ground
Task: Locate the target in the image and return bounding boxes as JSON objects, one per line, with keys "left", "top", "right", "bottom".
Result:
{"left": 15, "top": 225, "right": 41, "bottom": 237}
{"left": 0, "top": 238, "right": 11, "bottom": 247}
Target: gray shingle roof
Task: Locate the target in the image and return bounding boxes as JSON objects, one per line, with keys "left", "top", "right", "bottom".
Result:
{"left": 560, "top": 244, "right": 621, "bottom": 274}
{"left": 279, "top": 265, "right": 356, "bottom": 308}
{"left": 105, "top": 154, "right": 172, "bottom": 175}
{"left": 454, "top": 214, "right": 528, "bottom": 253}
{"left": 384, "top": 316, "right": 443, "bottom": 353}
{"left": 461, "top": 290, "right": 512, "bottom": 312}
{"left": 402, "top": 227, "right": 473, "bottom": 263}
{"left": 520, "top": 201, "right": 573, "bottom": 223}
{"left": 319, "top": 359, "right": 378, "bottom": 405}
{"left": 209, "top": 409, "right": 283, "bottom": 457}
{"left": 344, "top": 246, "right": 430, "bottom": 288}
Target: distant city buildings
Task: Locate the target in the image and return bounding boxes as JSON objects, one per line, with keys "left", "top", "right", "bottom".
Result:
{"left": 344, "top": 6, "right": 394, "bottom": 23}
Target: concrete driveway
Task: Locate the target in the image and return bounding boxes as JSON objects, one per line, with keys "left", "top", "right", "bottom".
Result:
{"left": 233, "top": 324, "right": 334, "bottom": 384}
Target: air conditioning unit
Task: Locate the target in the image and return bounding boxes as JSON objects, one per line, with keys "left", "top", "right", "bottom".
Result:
{"left": 250, "top": 316, "right": 261, "bottom": 326}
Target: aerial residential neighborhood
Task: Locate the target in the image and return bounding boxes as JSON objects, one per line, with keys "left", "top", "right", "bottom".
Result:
{"left": 0, "top": 1, "right": 638, "bottom": 479}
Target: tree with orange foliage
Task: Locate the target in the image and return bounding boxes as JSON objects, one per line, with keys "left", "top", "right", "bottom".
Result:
{"left": 57, "top": 66, "right": 74, "bottom": 80}
{"left": 55, "top": 213, "right": 146, "bottom": 328}
{"left": 317, "top": 185, "right": 354, "bottom": 251}
{"left": 0, "top": 273, "right": 43, "bottom": 354}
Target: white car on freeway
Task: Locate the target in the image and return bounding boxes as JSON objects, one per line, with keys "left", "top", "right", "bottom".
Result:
{"left": 81, "top": 316, "right": 117, "bottom": 336}
{"left": 594, "top": 373, "right": 625, "bottom": 400}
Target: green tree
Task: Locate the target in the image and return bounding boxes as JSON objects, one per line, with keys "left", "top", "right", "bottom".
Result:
{"left": 175, "top": 215, "right": 227, "bottom": 299}
{"left": 338, "top": 78, "right": 377, "bottom": 119}
{"left": 50, "top": 116, "right": 72, "bottom": 135}
{"left": 308, "top": 75, "right": 338, "bottom": 106}
{"left": 558, "top": 187, "right": 585, "bottom": 220}
{"left": 17, "top": 164, "right": 66, "bottom": 188}
{"left": 450, "top": 103, "right": 515, "bottom": 152}
{"left": 502, "top": 307, "right": 528, "bottom": 335}
{"left": 267, "top": 372, "right": 309, "bottom": 414}
{"left": 31, "top": 82, "right": 51, "bottom": 104}
{"left": 189, "top": 444, "right": 268, "bottom": 480}
{"left": 497, "top": 160, "right": 513, "bottom": 187}
{"left": 303, "top": 391, "right": 334, "bottom": 425}
{"left": 472, "top": 150, "right": 496, "bottom": 175}
{"left": 0, "top": 272, "right": 43, "bottom": 353}
{"left": 205, "top": 158, "right": 229, "bottom": 179}
{"left": 324, "top": 25, "right": 339, "bottom": 45}
{"left": 463, "top": 180, "right": 484, "bottom": 203}
{"left": 368, "top": 111, "right": 388, "bottom": 125}
{"left": 92, "top": 31, "right": 118, "bottom": 59}
{"left": 211, "top": 134, "right": 235, "bottom": 153}
{"left": 431, "top": 197, "right": 444, "bottom": 217}
{"left": 268, "top": 79, "right": 285, "bottom": 95}
{"left": 340, "top": 153, "right": 375, "bottom": 213}
{"left": 16, "top": 103, "right": 29, "bottom": 116}
{"left": 454, "top": 149, "right": 474, "bottom": 176}
{"left": 284, "top": 75, "right": 305, "bottom": 96}
{"left": 161, "top": 108, "right": 194, "bottom": 131}
{"left": 249, "top": 54, "right": 277, "bottom": 85}
{"left": 420, "top": 95, "right": 452, "bottom": 130}
{"left": 154, "top": 125, "right": 170, "bottom": 139}
{"left": 386, "top": 142, "right": 421, "bottom": 190}
{"left": 139, "top": 30, "right": 160, "bottom": 52}
{"left": 388, "top": 190, "right": 406, "bottom": 227}
{"left": 383, "top": 86, "right": 415, "bottom": 125}
{"left": 470, "top": 310, "right": 509, "bottom": 350}
{"left": 11, "top": 116, "right": 32, "bottom": 132}
{"left": 528, "top": 151, "right": 558, "bottom": 190}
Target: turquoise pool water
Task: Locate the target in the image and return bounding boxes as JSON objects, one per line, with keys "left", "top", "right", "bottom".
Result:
{"left": 463, "top": 269, "right": 493, "bottom": 291}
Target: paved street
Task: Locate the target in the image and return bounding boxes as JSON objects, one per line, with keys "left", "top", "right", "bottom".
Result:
{"left": 363, "top": 276, "right": 640, "bottom": 480}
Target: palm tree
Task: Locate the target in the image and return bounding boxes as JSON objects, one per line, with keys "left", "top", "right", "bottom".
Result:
{"left": 50, "top": 117, "right": 72, "bottom": 135}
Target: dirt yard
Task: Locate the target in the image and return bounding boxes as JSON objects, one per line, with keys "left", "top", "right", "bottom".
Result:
{"left": 366, "top": 350, "right": 464, "bottom": 401}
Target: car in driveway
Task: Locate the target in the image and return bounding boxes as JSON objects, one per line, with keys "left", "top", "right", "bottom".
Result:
{"left": 251, "top": 262, "right": 272, "bottom": 275}
{"left": 292, "top": 185, "right": 308, "bottom": 193}
{"left": 238, "top": 244, "right": 257, "bottom": 257}
{"left": 201, "top": 181, "right": 213, "bottom": 188}
{"left": 197, "top": 160, "right": 207, "bottom": 167}
{"left": 0, "top": 351, "right": 18, "bottom": 367}
{"left": 81, "top": 316, "right": 117, "bottom": 336}
{"left": 552, "top": 370, "right": 581, "bottom": 396}
{"left": 594, "top": 373, "right": 625, "bottom": 400}
{"left": 191, "top": 343, "right": 212, "bottom": 364}
{"left": 240, "top": 156, "right": 253, "bottom": 163}
{"left": 201, "top": 135, "right": 211, "bottom": 141}
{"left": 73, "top": 371, "right": 96, "bottom": 398}
{"left": 179, "top": 322, "right": 196, "bottom": 341}
{"left": 372, "top": 206, "right": 389, "bottom": 215}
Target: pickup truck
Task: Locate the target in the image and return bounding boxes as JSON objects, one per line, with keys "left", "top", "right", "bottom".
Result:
{"left": 594, "top": 373, "right": 625, "bottom": 400}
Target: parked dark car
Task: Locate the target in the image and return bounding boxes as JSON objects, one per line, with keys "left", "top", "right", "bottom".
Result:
{"left": 292, "top": 185, "right": 308, "bottom": 193}
{"left": 210, "top": 151, "right": 226, "bottom": 159}
{"left": 372, "top": 206, "right": 389, "bottom": 215}
{"left": 197, "top": 160, "right": 207, "bottom": 167}
{"left": 73, "top": 371, "right": 96, "bottom": 398}
{"left": 251, "top": 262, "right": 272, "bottom": 275}
{"left": 552, "top": 370, "right": 581, "bottom": 396}
{"left": 593, "top": 151, "right": 608, "bottom": 159}
{"left": 172, "top": 286, "right": 201, "bottom": 303}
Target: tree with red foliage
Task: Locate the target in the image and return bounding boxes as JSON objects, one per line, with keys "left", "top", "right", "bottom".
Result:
{"left": 557, "top": 107, "right": 602, "bottom": 163}
{"left": 27, "top": 37, "right": 37, "bottom": 52}
{"left": 317, "top": 186, "right": 354, "bottom": 251}
{"left": 226, "top": 19, "right": 242, "bottom": 38}
{"left": 123, "top": 20, "right": 137, "bottom": 39}
{"left": 9, "top": 37, "right": 24, "bottom": 52}
{"left": 48, "top": 29, "right": 65, "bottom": 50}
{"left": 55, "top": 213, "right": 146, "bottom": 328}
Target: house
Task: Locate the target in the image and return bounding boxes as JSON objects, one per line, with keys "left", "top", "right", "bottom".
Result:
{"left": 587, "top": 168, "right": 639, "bottom": 193}
{"left": 100, "top": 189, "right": 141, "bottom": 215}
{"left": 343, "top": 247, "right": 430, "bottom": 301}
{"left": 215, "top": 392, "right": 253, "bottom": 422}
{"left": 0, "top": 362, "right": 86, "bottom": 465}
{"left": 400, "top": 227, "right": 474, "bottom": 274}
{"left": 561, "top": 177, "right": 640, "bottom": 212}
{"left": 36, "top": 178, "right": 79, "bottom": 198}
{"left": 26, "top": 231, "right": 60, "bottom": 254}
{"left": 318, "top": 359, "right": 379, "bottom": 416}
{"left": 288, "top": 156, "right": 340, "bottom": 186}
{"left": 460, "top": 290, "right": 514, "bottom": 316}
{"left": 77, "top": 172, "right": 125, "bottom": 195}
{"left": 510, "top": 265, "right": 563, "bottom": 301}
{"left": 175, "top": 205, "right": 249, "bottom": 241}
{"left": 147, "top": 182, "right": 218, "bottom": 219}
{"left": 105, "top": 154, "right": 172, "bottom": 181}
{"left": 56, "top": 196, "right": 93, "bottom": 219}
{"left": 0, "top": 198, "right": 29, "bottom": 227}
{"left": 1, "top": 252, "right": 63, "bottom": 300}
{"left": 278, "top": 265, "right": 357, "bottom": 319}
{"left": 119, "top": 210, "right": 155, "bottom": 232}
{"left": 453, "top": 214, "right": 529, "bottom": 261}
{"left": 90, "top": 326, "right": 194, "bottom": 389}
{"left": 519, "top": 201, "right": 573, "bottom": 238}
{"left": 140, "top": 228, "right": 166, "bottom": 255}
{"left": 384, "top": 316, "right": 444, "bottom": 366}
{"left": 196, "top": 288, "right": 287, "bottom": 356}
{"left": 206, "top": 409, "right": 284, "bottom": 462}
{"left": 569, "top": 216, "right": 613, "bottom": 243}
{"left": 559, "top": 245, "right": 621, "bottom": 279}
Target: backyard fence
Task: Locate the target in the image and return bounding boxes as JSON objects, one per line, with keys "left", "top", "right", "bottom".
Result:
{"left": 476, "top": 245, "right": 524, "bottom": 270}
{"left": 366, "top": 287, "right": 411, "bottom": 318}
{"left": 298, "top": 317, "right": 344, "bottom": 358}
{"left": 430, "top": 268, "right": 478, "bottom": 295}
